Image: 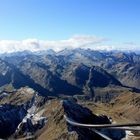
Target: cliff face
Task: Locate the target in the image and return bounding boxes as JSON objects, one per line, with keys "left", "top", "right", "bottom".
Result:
{"left": 0, "top": 104, "right": 26, "bottom": 138}
{"left": 0, "top": 87, "right": 47, "bottom": 139}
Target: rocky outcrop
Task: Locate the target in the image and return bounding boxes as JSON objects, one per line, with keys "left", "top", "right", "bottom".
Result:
{"left": 35, "top": 100, "right": 125, "bottom": 140}
{"left": 63, "top": 100, "right": 125, "bottom": 140}
{"left": 0, "top": 104, "right": 26, "bottom": 138}
{"left": 14, "top": 93, "right": 48, "bottom": 138}
{"left": 0, "top": 87, "right": 48, "bottom": 139}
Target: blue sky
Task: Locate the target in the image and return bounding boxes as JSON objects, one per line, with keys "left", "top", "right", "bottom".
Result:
{"left": 0, "top": 0, "right": 139, "bottom": 51}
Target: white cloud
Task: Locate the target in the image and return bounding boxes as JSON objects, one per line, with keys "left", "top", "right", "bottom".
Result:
{"left": 0, "top": 35, "right": 137, "bottom": 54}
{"left": 0, "top": 35, "right": 110, "bottom": 53}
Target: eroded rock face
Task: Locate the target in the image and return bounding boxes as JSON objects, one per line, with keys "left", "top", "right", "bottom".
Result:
{"left": 35, "top": 99, "right": 126, "bottom": 140}
{"left": 14, "top": 93, "right": 48, "bottom": 138}
{"left": 0, "top": 87, "right": 48, "bottom": 139}
{"left": 63, "top": 100, "right": 110, "bottom": 124}
{"left": 0, "top": 104, "right": 26, "bottom": 138}
{"left": 14, "top": 116, "right": 47, "bottom": 138}
{"left": 63, "top": 100, "right": 125, "bottom": 140}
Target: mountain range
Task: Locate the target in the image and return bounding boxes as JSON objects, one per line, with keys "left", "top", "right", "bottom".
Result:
{"left": 1, "top": 49, "right": 140, "bottom": 94}
{"left": 0, "top": 48, "right": 140, "bottom": 139}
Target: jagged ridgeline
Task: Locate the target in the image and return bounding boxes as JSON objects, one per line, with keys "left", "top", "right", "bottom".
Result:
{"left": 0, "top": 49, "right": 140, "bottom": 139}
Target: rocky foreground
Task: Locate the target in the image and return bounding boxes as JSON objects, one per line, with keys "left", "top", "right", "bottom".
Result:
{"left": 0, "top": 87, "right": 140, "bottom": 140}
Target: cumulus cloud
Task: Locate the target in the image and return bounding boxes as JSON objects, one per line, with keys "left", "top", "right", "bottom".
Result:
{"left": 0, "top": 39, "right": 41, "bottom": 53}
{"left": 0, "top": 35, "right": 137, "bottom": 54}
{"left": 0, "top": 35, "right": 110, "bottom": 53}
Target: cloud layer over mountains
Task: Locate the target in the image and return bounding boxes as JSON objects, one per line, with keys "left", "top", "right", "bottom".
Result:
{"left": 0, "top": 35, "right": 138, "bottom": 53}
